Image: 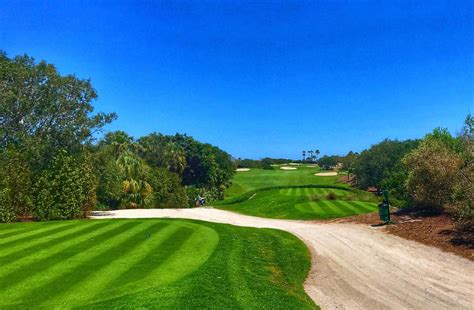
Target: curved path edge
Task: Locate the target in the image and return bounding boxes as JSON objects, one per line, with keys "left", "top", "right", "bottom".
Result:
{"left": 90, "top": 208, "right": 474, "bottom": 309}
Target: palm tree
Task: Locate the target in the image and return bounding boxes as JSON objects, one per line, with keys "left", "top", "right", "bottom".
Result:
{"left": 302, "top": 151, "right": 306, "bottom": 162}
{"left": 163, "top": 142, "right": 186, "bottom": 174}
{"left": 116, "top": 153, "right": 153, "bottom": 208}
{"left": 315, "top": 149, "right": 320, "bottom": 161}
{"left": 308, "top": 150, "right": 313, "bottom": 162}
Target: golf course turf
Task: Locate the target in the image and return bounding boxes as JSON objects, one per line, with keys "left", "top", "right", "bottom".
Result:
{"left": 0, "top": 219, "right": 316, "bottom": 309}
{"left": 217, "top": 168, "right": 378, "bottom": 220}
{"left": 226, "top": 166, "right": 342, "bottom": 197}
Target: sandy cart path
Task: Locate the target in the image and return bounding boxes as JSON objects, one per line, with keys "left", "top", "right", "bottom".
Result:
{"left": 91, "top": 208, "right": 474, "bottom": 309}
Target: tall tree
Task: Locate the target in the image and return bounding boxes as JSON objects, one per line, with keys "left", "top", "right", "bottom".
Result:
{"left": 0, "top": 52, "right": 116, "bottom": 158}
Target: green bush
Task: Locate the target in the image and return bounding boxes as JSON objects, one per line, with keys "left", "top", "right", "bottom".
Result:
{"left": 95, "top": 155, "right": 123, "bottom": 209}
{"left": 0, "top": 188, "right": 15, "bottom": 223}
{"left": 148, "top": 168, "right": 188, "bottom": 208}
{"left": 33, "top": 150, "right": 96, "bottom": 220}
{"left": 0, "top": 148, "right": 33, "bottom": 220}
{"left": 404, "top": 134, "right": 463, "bottom": 212}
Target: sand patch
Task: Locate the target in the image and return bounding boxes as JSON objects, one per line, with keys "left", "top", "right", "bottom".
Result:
{"left": 236, "top": 168, "right": 250, "bottom": 172}
{"left": 288, "top": 162, "right": 301, "bottom": 166}
{"left": 280, "top": 166, "right": 297, "bottom": 170}
{"left": 315, "top": 171, "right": 338, "bottom": 176}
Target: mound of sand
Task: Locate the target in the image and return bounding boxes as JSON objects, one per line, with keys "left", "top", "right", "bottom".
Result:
{"left": 288, "top": 162, "right": 302, "bottom": 166}
{"left": 280, "top": 166, "right": 297, "bottom": 170}
{"left": 315, "top": 171, "right": 338, "bottom": 176}
{"left": 236, "top": 168, "right": 250, "bottom": 172}
{"left": 306, "top": 164, "right": 318, "bottom": 168}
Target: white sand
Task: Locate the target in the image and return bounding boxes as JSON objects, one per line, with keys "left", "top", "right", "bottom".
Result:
{"left": 314, "top": 171, "right": 338, "bottom": 176}
{"left": 91, "top": 208, "right": 474, "bottom": 309}
{"left": 288, "top": 162, "right": 301, "bottom": 166}
{"left": 280, "top": 166, "right": 297, "bottom": 170}
{"left": 235, "top": 168, "right": 250, "bottom": 172}
{"left": 306, "top": 164, "right": 318, "bottom": 168}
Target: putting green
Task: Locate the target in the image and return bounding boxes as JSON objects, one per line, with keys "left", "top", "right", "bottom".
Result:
{"left": 0, "top": 219, "right": 316, "bottom": 309}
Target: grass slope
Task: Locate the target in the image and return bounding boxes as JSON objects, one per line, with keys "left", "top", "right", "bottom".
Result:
{"left": 220, "top": 168, "right": 377, "bottom": 220}
{"left": 0, "top": 219, "right": 316, "bottom": 309}
{"left": 226, "top": 167, "right": 341, "bottom": 197}
{"left": 219, "top": 187, "right": 377, "bottom": 220}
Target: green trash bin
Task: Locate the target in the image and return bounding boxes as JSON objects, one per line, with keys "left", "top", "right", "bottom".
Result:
{"left": 378, "top": 202, "right": 390, "bottom": 223}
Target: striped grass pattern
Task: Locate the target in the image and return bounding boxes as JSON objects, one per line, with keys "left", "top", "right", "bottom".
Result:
{"left": 0, "top": 219, "right": 316, "bottom": 309}
{"left": 220, "top": 187, "right": 378, "bottom": 220}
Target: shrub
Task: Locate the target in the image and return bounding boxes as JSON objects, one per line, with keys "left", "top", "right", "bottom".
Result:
{"left": 0, "top": 188, "right": 15, "bottom": 223}
{"left": 94, "top": 153, "right": 123, "bottom": 209}
{"left": 404, "top": 137, "right": 463, "bottom": 212}
{"left": 33, "top": 150, "right": 96, "bottom": 220}
{"left": 0, "top": 148, "right": 33, "bottom": 220}
{"left": 148, "top": 168, "right": 188, "bottom": 208}
{"left": 326, "top": 192, "right": 337, "bottom": 200}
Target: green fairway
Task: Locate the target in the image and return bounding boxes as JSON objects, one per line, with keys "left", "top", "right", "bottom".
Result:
{"left": 0, "top": 219, "right": 316, "bottom": 309}
{"left": 226, "top": 166, "right": 342, "bottom": 198}
{"left": 219, "top": 186, "right": 377, "bottom": 220}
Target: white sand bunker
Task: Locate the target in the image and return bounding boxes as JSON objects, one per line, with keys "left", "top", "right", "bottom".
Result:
{"left": 315, "top": 171, "right": 338, "bottom": 176}
{"left": 306, "top": 164, "right": 318, "bottom": 168}
{"left": 280, "top": 166, "right": 297, "bottom": 170}
{"left": 236, "top": 168, "right": 250, "bottom": 172}
{"left": 288, "top": 162, "right": 301, "bottom": 166}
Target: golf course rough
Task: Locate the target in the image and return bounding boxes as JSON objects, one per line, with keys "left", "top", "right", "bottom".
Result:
{"left": 0, "top": 219, "right": 316, "bottom": 309}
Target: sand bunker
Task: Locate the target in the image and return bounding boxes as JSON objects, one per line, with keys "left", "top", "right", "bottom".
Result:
{"left": 315, "top": 171, "right": 338, "bottom": 176}
{"left": 236, "top": 168, "right": 250, "bottom": 172}
{"left": 306, "top": 164, "right": 318, "bottom": 168}
{"left": 280, "top": 166, "right": 297, "bottom": 170}
{"left": 288, "top": 162, "right": 301, "bottom": 166}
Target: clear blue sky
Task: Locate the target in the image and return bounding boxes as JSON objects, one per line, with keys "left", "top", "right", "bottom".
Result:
{"left": 1, "top": 1, "right": 473, "bottom": 159}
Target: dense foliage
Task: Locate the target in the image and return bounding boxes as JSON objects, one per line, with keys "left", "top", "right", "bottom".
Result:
{"left": 0, "top": 53, "right": 234, "bottom": 222}
{"left": 349, "top": 117, "right": 473, "bottom": 227}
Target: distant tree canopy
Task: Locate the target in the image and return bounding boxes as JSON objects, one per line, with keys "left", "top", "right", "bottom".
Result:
{"left": 0, "top": 52, "right": 235, "bottom": 222}
{"left": 235, "top": 157, "right": 294, "bottom": 169}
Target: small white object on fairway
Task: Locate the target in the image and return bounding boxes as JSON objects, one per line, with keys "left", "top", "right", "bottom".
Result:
{"left": 280, "top": 166, "right": 297, "bottom": 170}
{"left": 314, "top": 171, "right": 338, "bottom": 176}
{"left": 235, "top": 168, "right": 251, "bottom": 172}
{"left": 91, "top": 208, "right": 474, "bottom": 310}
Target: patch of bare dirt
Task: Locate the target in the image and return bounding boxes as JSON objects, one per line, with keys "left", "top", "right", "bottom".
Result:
{"left": 341, "top": 210, "right": 474, "bottom": 261}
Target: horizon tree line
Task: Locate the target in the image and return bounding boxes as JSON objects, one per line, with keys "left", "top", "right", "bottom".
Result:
{"left": 302, "top": 149, "right": 320, "bottom": 162}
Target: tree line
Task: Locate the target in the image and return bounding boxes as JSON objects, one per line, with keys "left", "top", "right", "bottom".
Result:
{"left": 0, "top": 52, "right": 234, "bottom": 222}
{"left": 318, "top": 117, "right": 473, "bottom": 228}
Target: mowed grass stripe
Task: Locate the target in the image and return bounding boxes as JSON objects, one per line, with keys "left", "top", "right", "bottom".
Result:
{"left": 0, "top": 221, "right": 139, "bottom": 300}
{"left": 21, "top": 221, "right": 155, "bottom": 306}
{"left": 315, "top": 200, "right": 340, "bottom": 216}
{"left": 0, "top": 222, "right": 76, "bottom": 248}
{"left": 331, "top": 200, "right": 360, "bottom": 215}
{"left": 350, "top": 201, "right": 377, "bottom": 212}
{"left": 0, "top": 221, "right": 108, "bottom": 266}
{"left": 0, "top": 221, "right": 125, "bottom": 279}
{"left": 88, "top": 225, "right": 198, "bottom": 304}
{"left": 43, "top": 221, "right": 175, "bottom": 306}
{"left": 0, "top": 226, "right": 36, "bottom": 239}
{"left": 0, "top": 220, "right": 316, "bottom": 309}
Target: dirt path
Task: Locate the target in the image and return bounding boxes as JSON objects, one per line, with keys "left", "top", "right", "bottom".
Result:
{"left": 91, "top": 208, "right": 474, "bottom": 309}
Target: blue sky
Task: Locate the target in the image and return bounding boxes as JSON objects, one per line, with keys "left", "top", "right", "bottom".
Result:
{"left": 1, "top": 1, "right": 473, "bottom": 159}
